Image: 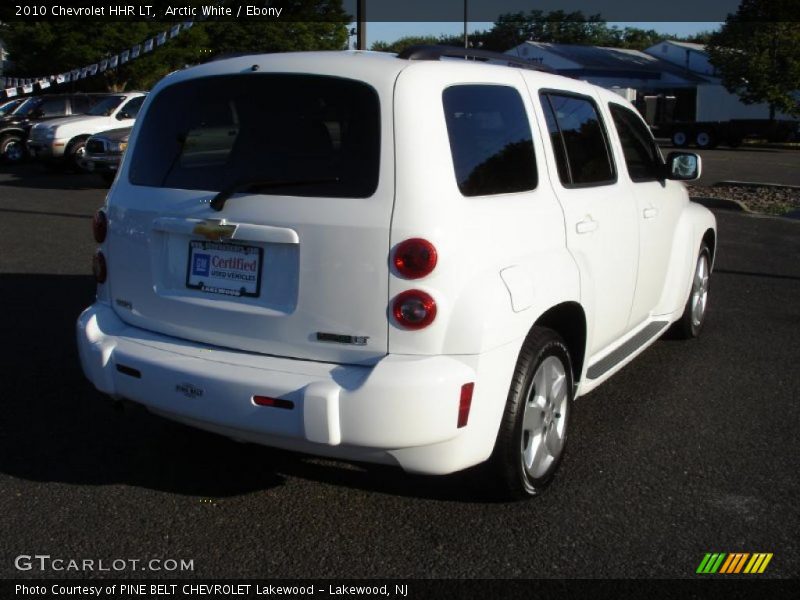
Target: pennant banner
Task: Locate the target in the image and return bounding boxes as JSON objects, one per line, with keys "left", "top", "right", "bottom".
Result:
{"left": 2, "top": 17, "right": 199, "bottom": 96}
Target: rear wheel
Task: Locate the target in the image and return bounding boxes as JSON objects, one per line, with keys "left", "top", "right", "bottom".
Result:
{"left": 670, "top": 243, "right": 711, "bottom": 339}
{"left": 1, "top": 134, "right": 26, "bottom": 163}
{"left": 672, "top": 130, "right": 689, "bottom": 148}
{"left": 489, "top": 327, "right": 573, "bottom": 499}
{"left": 695, "top": 130, "right": 717, "bottom": 149}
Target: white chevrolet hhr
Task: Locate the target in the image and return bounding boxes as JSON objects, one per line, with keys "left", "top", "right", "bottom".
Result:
{"left": 77, "top": 48, "right": 716, "bottom": 498}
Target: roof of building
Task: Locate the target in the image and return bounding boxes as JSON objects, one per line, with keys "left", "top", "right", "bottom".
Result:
{"left": 660, "top": 40, "right": 707, "bottom": 52}
{"left": 510, "top": 41, "right": 711, "bottom": 83}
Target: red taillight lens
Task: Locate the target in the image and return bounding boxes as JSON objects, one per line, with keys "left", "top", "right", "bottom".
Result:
{"left": 393, "top": 238, "right": 437, "bottom": 279}
{"left": 392, "top": 290, "right": 436, "bottom": 330}
{"left": 458, "top": 382, "right": 474, "bottom": 428}
{"left": 253, "top": 396, "right": 294, "bottom": 410}
{"left": 92, "top": 210, "right": 107, "bottom": 243}
{"left": 93, "top": 251, "right": 107, "bottom": 283}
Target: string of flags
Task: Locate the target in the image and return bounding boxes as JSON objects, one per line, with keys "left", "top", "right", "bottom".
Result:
{"left": 0, "top": 21, "right": 191, "bottom": 99}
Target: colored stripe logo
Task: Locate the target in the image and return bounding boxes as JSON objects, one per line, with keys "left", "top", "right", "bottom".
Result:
{"left": 697, "top": 553, "right": 773, "bottom": 574}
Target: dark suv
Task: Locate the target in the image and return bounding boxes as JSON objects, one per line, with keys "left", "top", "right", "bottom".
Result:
{"left": 0, "top": 93, "right": 110, "bottom": 163}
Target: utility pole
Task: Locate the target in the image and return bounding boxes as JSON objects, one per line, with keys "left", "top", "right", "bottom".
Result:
{"left": 464, "top": 0, "right": 468, "bottom": 48}
{"left": 357, "top": 0, "right": 367, "bottom": 50}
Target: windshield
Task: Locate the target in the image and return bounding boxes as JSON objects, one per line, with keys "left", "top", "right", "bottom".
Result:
{"left": 0, "top": 99, "right": 22, "bottom": 116}
{"left": 11, "top": 97, "right": 42, "bottom": 117}
{"left": 87, "top": 95, "right": 126, "bottom": 116}
{"left": 129, "top": 74, "right": 380, "bottom": 198}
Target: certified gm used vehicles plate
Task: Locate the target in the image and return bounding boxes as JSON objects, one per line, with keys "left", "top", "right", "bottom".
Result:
{"left": 77, "top": 47, "right": 715, "bottom": 499}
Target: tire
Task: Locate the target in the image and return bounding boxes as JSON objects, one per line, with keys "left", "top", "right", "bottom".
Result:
{"left": 0, "top": 134, "right": 26, "bottom": 163}
{"left": 65, "top": 137, "right": 89, "bottom": 172}
{"left": 488, "top": 327, "right": 573, "bottom": 499}
{"left": 672, "top": 130, "right": 689, "bottom": 148}
{"left": 695, "top": 130, "right": 716, "bottom": 149}
{"left": 670, "top": 243, "right": 711, "bottom": 339}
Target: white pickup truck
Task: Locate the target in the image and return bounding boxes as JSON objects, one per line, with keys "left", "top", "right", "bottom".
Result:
{"left": 27, "top": 92, "right": 146, "bottom": 170}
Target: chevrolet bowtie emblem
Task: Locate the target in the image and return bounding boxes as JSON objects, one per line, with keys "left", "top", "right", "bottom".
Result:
{"left": 192, "top": 220, "right": 236, "bottom": 242}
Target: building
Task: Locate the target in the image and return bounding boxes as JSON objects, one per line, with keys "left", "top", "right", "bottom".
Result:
{"left": 506, "top": 40, "right": 792, "bottom": 124}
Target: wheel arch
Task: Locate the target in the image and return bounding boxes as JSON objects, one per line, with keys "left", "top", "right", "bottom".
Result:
{"left": 531, "top": 301, "right": 587, "bottom": 385}
{"left": 702, "top": 227, "right": 716, "bottom": 270}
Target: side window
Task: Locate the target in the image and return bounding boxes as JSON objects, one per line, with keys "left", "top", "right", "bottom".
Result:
{"left": 442, "top": 84, "right": 537, "bottom": 197}
{"left": 71, "top": 95, "right": 91, "bottom": 114}
{"left": 38, "top": 97, "right": 66, "bottom": 117}
{"left": 118, "top": 96, "right": 145, "bottom": 119}
{"left": 609, "top": 103, "right": 663, "bottom": 182}
{"left": 540, "top": 92, "right": 615, "bottom": 186}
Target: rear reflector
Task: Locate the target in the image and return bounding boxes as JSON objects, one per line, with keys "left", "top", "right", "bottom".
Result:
{"left": 115, "top": 364, "right": 141, "bottom": 379}
{"left": 93, "top": 251, "right": 107, "bottom": 283}
{"left": 458, "top": 382, "right": 474, "bottom": 428}
{"left": 92, "top": 209, "right": 107, "bottom": 243}
{"left": 253, "top": 396, "right": 294, "bottom": 410}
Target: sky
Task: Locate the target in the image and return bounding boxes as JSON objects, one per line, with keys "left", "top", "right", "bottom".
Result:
{"left": 360, "top": 21, "right": 721, "bottom": 48}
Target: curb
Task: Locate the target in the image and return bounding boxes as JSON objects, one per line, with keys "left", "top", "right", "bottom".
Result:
{"left": 714, "top": 180, "right": 800, "bottom": 191}
{"left": 690, "top": 197, "right": 749, "bottom": 212}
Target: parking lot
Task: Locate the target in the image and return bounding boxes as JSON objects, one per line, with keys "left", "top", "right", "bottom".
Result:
{"left": 669, "top": 145, "right": 800, "bottom": 187}
{"left": 0, "top": 159, "right": 798, "bottom": 580}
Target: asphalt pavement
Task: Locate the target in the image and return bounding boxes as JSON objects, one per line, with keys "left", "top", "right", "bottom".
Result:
{"left": 0, "top": 163, "right": 798, "bottom": 580}
{"left": 665, "top": 145, "right": 800, "bottom": 187}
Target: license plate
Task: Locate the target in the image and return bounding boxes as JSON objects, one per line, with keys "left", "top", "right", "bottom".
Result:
{"left": 186, "top": 241, "right": 262, "bottom": 298}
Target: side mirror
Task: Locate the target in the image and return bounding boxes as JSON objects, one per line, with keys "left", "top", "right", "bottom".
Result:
{"left": 664, "top": 151, "right": 701, "bottom": 181}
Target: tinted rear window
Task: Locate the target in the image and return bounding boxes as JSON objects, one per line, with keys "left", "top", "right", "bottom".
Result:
{"left": 443, "top": 85, "right": 537, "bottom": 197}
{"left": 129, "top": 74, "right": 380, "bottom": 198}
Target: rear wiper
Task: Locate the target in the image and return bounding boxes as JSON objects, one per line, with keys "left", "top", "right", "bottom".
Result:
{"left": 210, "top": 177, "right": 340, "bottom": 211}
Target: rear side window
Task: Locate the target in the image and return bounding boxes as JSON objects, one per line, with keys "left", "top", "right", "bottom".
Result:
{"left": 37, "top": 97, "right": 66, "bottom": 117}
{"left": 443, "top": 85, "right": 537, "bottom": 196}
{"left": 71, "top": 95, "right": 91, "bottom": 114}
{"left": 541, "top": 92, "right": 615, "bottom": 187}
{"left": 129, "top": 74, "right": 380, "bottom": 198}
{"left": 608, "top": 103, "right": 662, "bottom": 182}
{"left": 118, "top": 96, "right": 145, "bottom": 119}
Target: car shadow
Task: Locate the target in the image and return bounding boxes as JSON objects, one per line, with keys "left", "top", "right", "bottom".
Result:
{"left": 0, "top": 162, "right": 108, "bottom": 190}
{"left": 0, "top": 273, "right": 497, "bottom": 503}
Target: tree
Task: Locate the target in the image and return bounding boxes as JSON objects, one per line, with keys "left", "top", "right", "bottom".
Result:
{"left": 705, "top": 0, "right": 800, "bottom": 119}
{"left": 0, "top": 0, "right": 348, "bottom": 91}
{"left": 370, "top": 35, "right": 460, "bottom": 53}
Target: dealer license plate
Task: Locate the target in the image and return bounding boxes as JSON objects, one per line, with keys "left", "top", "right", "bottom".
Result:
{"left": 186, "top": 241, "right": 263, "bottom": 298}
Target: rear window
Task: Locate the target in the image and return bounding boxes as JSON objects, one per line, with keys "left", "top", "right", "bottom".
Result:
{"left": 129, "top": 74, "right": 380, "bottom": 198}
{"left": 443, "top": 85, "right": 537, "bottom": 196}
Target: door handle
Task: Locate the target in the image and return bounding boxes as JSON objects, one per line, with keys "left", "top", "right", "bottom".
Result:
{"left": 576, "top": 218, "right": 598, "bottom": 234}
{"left": 643, "top": 207, "right": 659, "bottom": 219}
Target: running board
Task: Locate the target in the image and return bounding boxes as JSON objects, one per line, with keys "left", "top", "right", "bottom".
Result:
{"left": 586, "top": 321, "right": 670, "bottom": 380}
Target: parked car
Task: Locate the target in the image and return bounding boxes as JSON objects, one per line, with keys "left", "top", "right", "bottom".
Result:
{"left": 0, "top": 93, "right": 107, "bottom": 163}
{"left": 84, "top": 126, "right": 132, "bottom": 184}
{"left": 77, "top": 48, "right": 715, "bottom": 499}
{"left": 0, "top": 98, "right": 24, "bottom": 117}
{"left": 27, "top": 92, "right": 145, "bottom": 170}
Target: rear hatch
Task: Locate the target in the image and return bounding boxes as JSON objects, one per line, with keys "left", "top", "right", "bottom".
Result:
{"left": 106, "top": 68, "right": 394, "bottom": 365}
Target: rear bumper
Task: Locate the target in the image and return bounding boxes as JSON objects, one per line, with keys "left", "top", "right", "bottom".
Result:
{"left": 77, "top": 303, "right": 506, "bottom": 474}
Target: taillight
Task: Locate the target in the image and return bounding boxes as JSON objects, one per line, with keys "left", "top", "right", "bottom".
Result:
{"left": 253, "top": 396, "right": 294, "bottom": 410}
{"left": 392, "top": 290, "right": 436, "bottom": 330}
{"left": 92, "top": 209, "right": 107, "bottom": 243}
{"left": 393, "top": 238, "right": 437, "bottom": 279}
{"left": 93, "top": 251, "right": 107, "bottom": 283}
